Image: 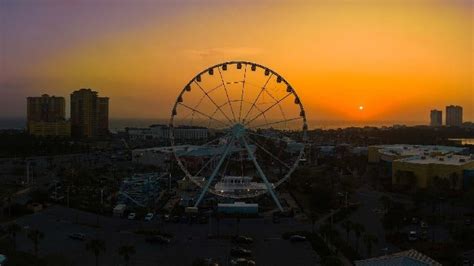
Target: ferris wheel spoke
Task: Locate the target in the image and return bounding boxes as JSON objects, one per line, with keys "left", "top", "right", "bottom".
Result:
{"left": 178, "top": 102, "right": 231, "bottom": 128}
{"left": 194, "top": 135, "right": 235, "bottom": 207}
{"left": 264, "top": 89, "right": 288, "bottom": 123}
{"left": 241, "top": 136, "right": 283, "bottom": 211}
{"left": 245, "top": 135, "right": 291, "bottom": 170}
{"left": 242, "top": 73, "right": 273, "bottom": 123}
{"left": 217, "top": 67, "right": 237, "bottom": 122}
{"left": 244, "top": 92, "right": 292, "bottom": 126}
{"left": 249, "top": 116, "right": 303, "bottom": 129}
{"left": 193, "top": 81, "right": 234, "bottom": 125}
{"left": 238, "top": 64, "right": 247, "bottom": 123}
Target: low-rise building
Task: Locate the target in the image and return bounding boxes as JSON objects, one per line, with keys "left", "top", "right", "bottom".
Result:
{"left": 392, "top": 154, "right": 474, "bottom": 189}
{"left": 355, "top": 249, "right": 441, "bottom": 266}
{"left": 368, "top": 144, "right": 466, "bottom": 163}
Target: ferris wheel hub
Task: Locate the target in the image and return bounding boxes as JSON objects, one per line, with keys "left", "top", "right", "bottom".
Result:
{"left": 231, "top": 123, "right": 246, "bottom": 138}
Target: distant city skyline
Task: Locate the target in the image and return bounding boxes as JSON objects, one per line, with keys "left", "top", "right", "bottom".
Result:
{"left": 1, "top": 0, "right": 472, "bottom": 123}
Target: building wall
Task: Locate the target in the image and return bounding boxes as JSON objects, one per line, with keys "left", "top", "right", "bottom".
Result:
{"left": 71, "top": 88, "right": 109, "bottom": 138}
{"left": 28, "top": 121, "right": 71, "bottom": 137}
{"left": 430, "top": 110, "right": 442, "bottom": 127}
{"left": 27, "top": 94, "right": 65, "bottom": 122}
{"left": 446, "top": 105, "right": 463, "bottom": 126}
{"left": 392, "top": 160, "right": 474, "bottom": 189}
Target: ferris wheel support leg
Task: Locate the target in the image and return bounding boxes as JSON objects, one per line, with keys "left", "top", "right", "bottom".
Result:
{"left": 242, "top": 137, "right": 283, "bottom": 212}
{"left": 194, "top": 136, "right": 235, "bottom": 208}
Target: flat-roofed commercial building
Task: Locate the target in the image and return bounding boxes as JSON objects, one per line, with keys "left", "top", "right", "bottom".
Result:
{"left": 392, "top": 154, "right": 474, "bottom": 189}
{"left": 368, "top": 144, "right": 466, "bottom": 163}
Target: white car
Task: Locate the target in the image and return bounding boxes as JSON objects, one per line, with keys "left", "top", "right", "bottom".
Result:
{"left": 144, "top": 213, "right": 154, "bottom": 221}
{"left": 128, "top": 213, "right": 136, "bottom": 220}
{"left": 231, "top": 258, "right": 256, "bottom": 266}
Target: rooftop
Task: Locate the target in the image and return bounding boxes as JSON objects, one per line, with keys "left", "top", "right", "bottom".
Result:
{"left": 355, "top": 249, "right": 441, "bottom": 266}
{"left": 374, "top": 144, "right": 466, "bottom": 157}
{"left": 397, "top": 154, "right": 474, "bottom": 166}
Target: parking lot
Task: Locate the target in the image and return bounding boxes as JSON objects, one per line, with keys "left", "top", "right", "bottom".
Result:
{"left": 10, "top": 206, "right": 320, "bottom": 265}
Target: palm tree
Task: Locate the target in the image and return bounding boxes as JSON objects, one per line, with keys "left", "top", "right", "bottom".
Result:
{"left": 352, "top": 222, "right": 365, "bottom": 253}
{"left": 309, "top": 210, "right": 318, "bottom": 233}
{"left": 86, "top": 238, "right": 106, "bottom": 266}
{"left": 118, "top": 245, "right": 135, "bottom": 266}
{"left": 362, "top": 233, "right": 378, "bottom": 257}
{"left": 6, "top": 223, "right": 22, "bottom": 250}
{"left": 27, "top": 229, "right": 44, "bottom": 258}
{"left": 341, "top": 220, "right": 353, "bottom": 241}
{"left": 320, "top": 223, "right": 338, "bottom": 243}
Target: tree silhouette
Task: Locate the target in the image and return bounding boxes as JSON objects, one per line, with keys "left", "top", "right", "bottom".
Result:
{"left": 352, "top": 222, "right": 365, "bottom": 253}
{"left": 362, "top": 233, "right": 378, "bottom": 257}
{"left": 6, "top": 223, "right": 22, "bottom": 250}
{"left": 86, "top": 238, "right": 106, "bottom": 266}
{"left": 341, "top": 220, "right": 353, "bottom": 241}
{"left": 118, "top": 245, "right": 135, "bottom": 266}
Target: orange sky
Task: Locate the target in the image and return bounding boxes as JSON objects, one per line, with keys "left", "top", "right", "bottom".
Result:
{"left": 1, "top": 0, "right": 472, "bottom": 125}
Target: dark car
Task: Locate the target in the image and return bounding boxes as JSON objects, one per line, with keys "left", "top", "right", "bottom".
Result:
{"left": 465, "top": 219, "right": 472, "bottom": 226}
{"left": 68, "top": 233, "right": 86, "bottom": 241}
{"left": 230, "top": 247, "right": 252, "bottom": 258}
{"left": 146, "top": 235, "right": 171, "bottom": 244}
{"left": 290, "top": 235, "right": 307, "bottom": 242}
{"left": 233, "top": 236, "right": 254, "bottom": 244}
{"left": 172, "top": 215, "right": 180, "bottom": 223}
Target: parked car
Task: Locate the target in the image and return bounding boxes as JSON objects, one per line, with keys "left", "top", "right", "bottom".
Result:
{"left": 202, "top": 258, "right": 219, "bottom": 266}
{"left": 172, "top": 215, "right": 180, "bottom": 223}
{"left": 144, "top": 213, "right": 154, "bottom": 221}
{"left": 68, "top": 233, "right": 86, "bottom": 241}
{"left": 233, "top": 235, "right": 254, "bottom": 244}
{"left": 420, "top": 221, "right": 428, "bottom": 229}
{"left": 163, "top": 214, "right": 170, "bottom": 222}
{"left": 231, "top": 258, "right": 256, "bottom": 265}
{"left": 230, "top": 247, "right": 252, "bottom": 258}
{"left": 465, "top": 219, "right": 472, "bottom": 226}
{"left": 127, "top": 213, "right": 136, "bottom": 220}
{"left": 146, "top": 235, "right": 171, "bottom": 244}
{"left": 290, "top": 235, "right": 307, "bottom": 242}
{"left": 408, "top": 231, "right": 417, "bottom": 241}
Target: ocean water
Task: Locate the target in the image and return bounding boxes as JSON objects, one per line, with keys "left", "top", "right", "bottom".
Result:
{"left": 0, "top": 117, "right": 424, "bottom": 131}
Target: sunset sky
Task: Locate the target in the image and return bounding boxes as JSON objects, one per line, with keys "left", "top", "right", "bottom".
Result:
{"left": 1, "top": 0, "right": 472, "bottom": 126}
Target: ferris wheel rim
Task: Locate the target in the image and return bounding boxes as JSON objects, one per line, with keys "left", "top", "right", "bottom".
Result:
{"left": 169, "top": 61, "right": 308, "bottom": 199}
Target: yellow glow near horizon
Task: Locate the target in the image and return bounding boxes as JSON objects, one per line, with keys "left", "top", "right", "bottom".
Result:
{"left": 26, "top": 0, "right": 472, "bottom": 124}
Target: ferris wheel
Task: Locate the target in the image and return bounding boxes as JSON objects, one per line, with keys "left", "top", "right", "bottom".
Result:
{"left": 170, "top": 61, "right": 307, "bottom": 211}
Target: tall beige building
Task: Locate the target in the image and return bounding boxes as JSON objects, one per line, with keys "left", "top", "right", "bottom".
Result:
{"left": 430, "top": 109, "right": 442, "bottom": 127}
{"left": 26, "top": 94, "right": 70, "bottom": 137}
{"left": 446, "top": 105, "right": 463, "bottom": 126}
{"left": 70, "top": 88, "right": 109, "bottom": 138}
{"left": 27, "top": 94, "right": 65, "bottom": 122}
